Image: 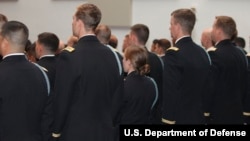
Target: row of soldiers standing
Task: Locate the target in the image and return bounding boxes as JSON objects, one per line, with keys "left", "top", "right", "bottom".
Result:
{"left": 0, "top": 3, "right": 250, "bottom": 141}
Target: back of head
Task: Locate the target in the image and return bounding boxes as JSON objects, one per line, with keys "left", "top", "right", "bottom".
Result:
{"left": 130, "top": 24, "right": 149, "bottom": 45}
{"left": 201, "top": 28, "right": 214, "bottom": 49}
{"left": 25, "top": 42, "right": 37, "bottom": 62}
{"left": 37, "top": 32, "right": 59, "bottom": 53}
{"left": 234, "top": 37, "right": 245, "bottom": 48}
{"left": 214, "top": 16, "right": 237, "bottom": 41}
{"left": 75, "top": 3, "right": 102, "bottom": 32}
{"left": 0, "top": 21, "right": 29, "bottom": 50}
{"left": 171, "top": 8, "right": 196, "bottom": 34}
{"left": 95, "top": 24, "right": 111, "bottom": 45}
{"left": 109, "top": 34, "right": 118, "bottom": 49}
{"left": 153, "top": 39, "right": 159, "bottom": 45}
{"left": 124, "top": 46, "right": 150, "bottom": 75}
{"left": 150, "top": 39, "right": 159, "bottom": 53}
{"left": 158, "top": 38, "right": 171, "bottom": 50}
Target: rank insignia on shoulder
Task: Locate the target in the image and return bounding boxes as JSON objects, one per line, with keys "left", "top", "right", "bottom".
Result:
{"left": 166, "top": 46, "right": 179, "bottom": 52}
{"left": 207, "top": 47, "right": 217, "bottom": 52}
{"left": 63, "top": 46, "right": 75, "bottom": 52}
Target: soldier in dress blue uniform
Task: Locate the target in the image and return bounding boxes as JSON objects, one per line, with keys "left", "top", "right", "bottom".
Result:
{"left": 36, "top": 32, "right": 59, "bottom": 89}
{"left": 206, "top": 16, "right": 249, "bottom": 124}
{"left": 51, "top": 3, "right": 123, "bottom": 141}
{"left": 161, "top": 8, "right": 211, "bottom": 124}
{"left": 128, "top": 24, "right": 163, "bottom": 124}
{"left": 35, "top": 32, "right": 59, "bottom": 141}
{"left": 121, "top": 46, "right": 158, "bottom": 124}
{"left": 95, "top": 24, "right": 123, "bottom": 77}
{"left": 0, "top": 21, "right": 49, "bottom": 141}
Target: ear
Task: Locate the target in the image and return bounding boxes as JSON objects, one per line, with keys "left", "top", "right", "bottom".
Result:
{"left": 35, "top": 42, "right": 42, "bottom": 56}
{"left": 129, "top": 34, "right": 138, "bottom": 46}
{"left": 131, "top": 34, "right": 138, "bottom": 42}
{"left": 75, "top": 19, "right": 84, "bottom": 36}
{"left": 35, "top": 42, "right": 40, "bottom": 51}
{"left": 127, "top": 59, "right": 133, "bottom": 67}
{"left": 1, "top": 37, "right": 9, "bottom": 49}
{"left": 0, "top": 38, "right": 10, "bottom": 56}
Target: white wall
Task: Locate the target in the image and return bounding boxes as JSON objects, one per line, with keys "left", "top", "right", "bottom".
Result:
{"left": 1, "top": 0, "right": 250, "bottom": 53}
{"left": 0, "top": 0, "right": 86, "bottom": 45}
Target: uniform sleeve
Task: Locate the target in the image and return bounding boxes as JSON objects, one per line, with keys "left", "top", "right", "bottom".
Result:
{"left": 112, "top": 77, "right": 124, "bottom": 126}
{"left": 203, "top": 51, "right": 219, "bottom": 122}
{"left": 161, "top": 50, "right": 181, "bottom": 124}
{"left": 52, "top": 51, "right": 76, "bottom": 136}
{"left": 244, "top": 56, "right": 250, "bottom": 124}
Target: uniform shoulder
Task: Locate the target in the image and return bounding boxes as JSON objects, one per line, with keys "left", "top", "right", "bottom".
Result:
{"left": 63, "top": 46, "right": 75, "bottom": 52}
{"left": 166, "top": 46, "right": 179, "bottom": 52}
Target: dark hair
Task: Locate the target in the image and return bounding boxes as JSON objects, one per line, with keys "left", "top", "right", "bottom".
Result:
{"left": 153, "top": 39, "right": 159, "bottom": 45}
{"left": 75, "top": 3, "right": 102, "bottom": 31}
{"left": 0, "top": 14, "right": 8, "bottom": 23}
{"left": 109, "top": 34, "right": 118, "bottom": 49}
{"left": 171, "top": 8, "right": 196, "bottom": 34}
{"left": 1, "top": 21, "right": 29, "bottom": 48}
{"left": 158, "top": 38, "right": 171, "bottom": 50}
{"left": 25, "top": 42, "right": 36, "bottom": 60}
{"left": 25, "top": 39, "right": 32, "bottom": 49}
{"left": 0, "top": 14, "right": 7, "bottom": 32}
{"left": 37, "top": 32, "right": 59, "bottom": 52}
{"left": 124, "top": 46, "right": 150, "bottom": 75}
{"left": 95, "top": 24, "right": 111, "bottom": 45}
{"left": 234, "top": 37, "right": 245, "bottom": 48}
{"left": 130, "top": 24, "right": 149, "bottom": 45}
{"left": 214, "top": 16, "right": 237, "bottom": 41}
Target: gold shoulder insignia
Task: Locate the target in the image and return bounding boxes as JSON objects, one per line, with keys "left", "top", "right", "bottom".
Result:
{"left": 63, "top": 46, "right": 75, "bottom": 52}
{"left": 52, "top": 133, "right": 61, "bottom": 138}
{"left": 243, "top": 112, "right": 250, "bottom": 116}
{"left": 162, "top": 118, "right": 176, "bottom": 124}
{"left": 204, "top": 112, "right": 210, "bottom": 117}
{"left": 40, "top": 66, "right": 48, "bottom": 72}
{"left": 166, "top": 46, "right": 179, "bottom": 52}
{"left": 207, "top": 47, "right": 217, "bottom": 52}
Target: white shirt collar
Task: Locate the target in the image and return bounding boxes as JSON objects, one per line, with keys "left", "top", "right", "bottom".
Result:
{"left": 175, "top": 35, "right": 190, "bottom": 44}
{"left": 3, "top": 53, "right": 25, "bottom": 59}
{"left": 39, "top": 54, "right": 55, "bottom": 59}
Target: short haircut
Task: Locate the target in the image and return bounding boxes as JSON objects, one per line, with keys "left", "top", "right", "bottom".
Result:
{"left": 214, "top": 16, "right": 237, "bottom": 41}
{"left": 95, "top": 24, "right": 111, "bottom": 45}
{"left": 1, "top": 21, "right": 29, "bottom": 48}
{"left": 75, "top": 3, "right": 102, "bottom": 31}
{"left": 171, "top": 8, "right": 196, "bottom": 34}
{"left": 37, "top": 32, "right": 59, "bottom": 52}
{"left": 234, "top": 37, "right": 246, "bottom": 48}
{"left": 152, "top": 39, "right": 159, "bottom": 45}
{"left": 109, "top": 34, "right": 118, "bottom": 49}
{"left": 130, "top": 24, "right": 149, "bottom": 45}
{"left": 158, "top": 38, "right": 171, "bottom": 50}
